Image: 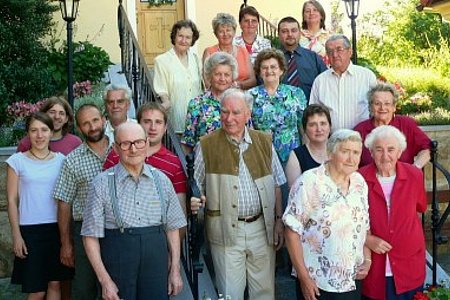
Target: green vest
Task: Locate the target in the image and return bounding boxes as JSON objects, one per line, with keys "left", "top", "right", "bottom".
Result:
{"left": 200, "top": 128, "right": 276, "bottom": 246}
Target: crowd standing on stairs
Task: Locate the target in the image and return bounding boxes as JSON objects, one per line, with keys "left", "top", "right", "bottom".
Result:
{"left": 5, "top": 1, "right": 432, "bottom": 300}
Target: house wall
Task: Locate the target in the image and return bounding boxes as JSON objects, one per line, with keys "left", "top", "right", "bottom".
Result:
{"left": 52, "top": 0, "right": 122, "bottom": 63}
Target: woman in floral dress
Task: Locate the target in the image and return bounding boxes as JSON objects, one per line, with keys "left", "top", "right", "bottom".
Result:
{"left": 284, "top": 129, "right": 371, "bottom": 300}
{"left": 181, "top": 52, "right": 237, "bottom": 152}
{"left": 249, "top": 48, "right": 307, "bottom": 166}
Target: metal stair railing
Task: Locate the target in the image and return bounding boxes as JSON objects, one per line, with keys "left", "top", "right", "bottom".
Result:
{"left": 118, "top": 1, "right": 205, "bottom": 298}
{"left": 430, "top": 140, "right": 450, "bottom": 286}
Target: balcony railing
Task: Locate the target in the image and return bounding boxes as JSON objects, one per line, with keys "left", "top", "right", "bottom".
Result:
{"left": 117, "top": 1, "right": 205, "bottom": 298}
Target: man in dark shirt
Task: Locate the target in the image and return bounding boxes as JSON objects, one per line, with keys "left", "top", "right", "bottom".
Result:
{"left": 278, "top": 16, "right": 327, "bottom": 101}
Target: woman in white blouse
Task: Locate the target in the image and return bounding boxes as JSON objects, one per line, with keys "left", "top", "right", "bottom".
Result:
{"left": 153, "top": 19, "right": 203, "bottom": 133}
{"left": 284, "top": 129, "right": 371, "bottom": 300}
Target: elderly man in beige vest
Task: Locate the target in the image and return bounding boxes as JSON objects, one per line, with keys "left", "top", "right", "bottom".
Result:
{"left": 191, "top": 88, "right": 286, "bottom": 300}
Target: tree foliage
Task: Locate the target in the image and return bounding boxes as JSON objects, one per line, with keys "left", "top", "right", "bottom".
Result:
{"left": 358, "top": 0, "right": 450, "bottom": 76}
{"left": 0, "top": 0, "right": 59, "bottom": 113}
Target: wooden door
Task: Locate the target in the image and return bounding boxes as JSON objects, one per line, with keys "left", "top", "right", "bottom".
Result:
{"left": 136, "top": 0, "right": 185, "bottom": 66}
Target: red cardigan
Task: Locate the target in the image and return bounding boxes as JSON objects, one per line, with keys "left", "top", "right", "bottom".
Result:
{"left": 359, "top": 162, "right": 426, "bottom": 299}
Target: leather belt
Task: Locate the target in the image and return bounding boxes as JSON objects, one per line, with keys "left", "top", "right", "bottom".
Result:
{"left": 238, "top": 213, "right": 261, "bottom": 223}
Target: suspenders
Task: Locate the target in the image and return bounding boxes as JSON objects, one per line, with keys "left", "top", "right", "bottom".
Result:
{"left": 107, "top": 165, "right": 167, "bottom": 233}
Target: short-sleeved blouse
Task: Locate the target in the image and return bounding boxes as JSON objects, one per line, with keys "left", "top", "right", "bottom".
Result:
{"left": 249, "top": 84, "right": 307, "bottom": 162}
{"left": 283, "top": 164, "right": 369, "bottom": 293}
{"left": 6, "top": 152, "right": 65, "bottom": 225}
{"left": 181, "top": 91, "right": 221, "bottom": 148}
{"left": 153, "top": 48, "right": 203, "bottom": 132}
{"left": 300, "top": 28, "right": 331, "bottom": 65}
{"left": 233, "top": 35, "right": 271, "bottom": 64}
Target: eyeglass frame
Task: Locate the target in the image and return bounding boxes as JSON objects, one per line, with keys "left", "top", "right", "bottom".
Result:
{"left": 325, "top": 46, "right": 350, "bottom": 56}
{"left": 116, "top": 139, "right": 147, "bottom": 151}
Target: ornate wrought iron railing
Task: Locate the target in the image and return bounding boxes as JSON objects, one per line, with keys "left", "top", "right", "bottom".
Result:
{"left": 259, "top": 15, "right": 277, "bottom": 41}
{"left": 429, "top": 141, "right": 450, "bottom": 285}
{"left": 118, "top": 2, "right": 205, "bottom": 298}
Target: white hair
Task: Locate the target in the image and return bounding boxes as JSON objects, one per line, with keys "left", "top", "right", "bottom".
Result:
{"left": 327, "top": 129, "right": 362, "bottom": 155}
{"left": 364, "top": 125, "right": 407, "bottom": 152}
{"left": 220, "top": 88, "right": 253, "bottom": 110}
{"left": 103, "top": 84, "right": 132, "bottom": 102}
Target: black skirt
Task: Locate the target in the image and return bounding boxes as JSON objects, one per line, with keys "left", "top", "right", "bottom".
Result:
{"left": 11, "top": 223, "right": 74, "bottom": 293}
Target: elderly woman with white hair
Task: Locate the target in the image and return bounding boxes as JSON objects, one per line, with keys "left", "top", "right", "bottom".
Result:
{"left": 181, "top": 52, "right": 239, "bottom": 151}
{"left": 284, "top": 129, "right": 371, "bottom": 300}
{"left": 359, "top": 125, "right": 426, "bottom": 300}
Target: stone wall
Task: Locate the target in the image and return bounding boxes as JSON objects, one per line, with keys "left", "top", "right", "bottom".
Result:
{"left": 0, "top": 126, "right": 449, "bottom": 278}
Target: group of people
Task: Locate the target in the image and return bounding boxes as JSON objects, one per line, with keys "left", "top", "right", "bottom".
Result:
{"left": 5, "top": 1, "right": 433, "bottom": 300}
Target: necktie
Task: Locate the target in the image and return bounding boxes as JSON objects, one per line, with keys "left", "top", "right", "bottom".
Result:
{"left": 286, "top": 51, "right": 300, "bottom": 87}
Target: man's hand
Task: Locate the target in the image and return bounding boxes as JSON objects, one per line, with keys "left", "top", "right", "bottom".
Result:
{"left": 355, "top": 259, "right": 371, "bottom": 280}
{"left": 299, "top": 275, "right": 320, "bottom": 300}
{"left": 274, "top": 219, "right": 284, "bottom": 250}
{"left": 366, "top": 235, "right": 392, "bottom": 255}
{"left": 190, "top": 195, "right": 206, "bottom": 215}
{"left": 60, "top": 241, "right": 75, "bottom": 268}
{"left": 101, "top": 278, "right": 120, "bottom": 300}
{"left": 168, "top": 268, "right": 183, "bottom": 296}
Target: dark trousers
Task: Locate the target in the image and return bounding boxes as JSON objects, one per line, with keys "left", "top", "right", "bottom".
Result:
{"left": 73, "top": 221, "right": 99, "bottom": 300}
{"left": 296, "top": 280, "right": 362, "bottom": 300}
{"left": 362, "top": 276, "right": 423, "bottom": 300}
{"left": 100, "top": 226, "right": 169, "bottom": 300}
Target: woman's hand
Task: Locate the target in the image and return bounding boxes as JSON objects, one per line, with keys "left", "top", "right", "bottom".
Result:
{"left": 273, "top": 219, "right": 284, "bottom": 250}
{"left": 190, "top": 196, "right": 206, "bottom": 214}
{"left": 355, "top": 259, "right": 371, "bottom": 280}
{"left": 366, "top": 235, "right": 392, "bottom": 254}
{"left": 299, "top": 275, "right": 320, "bottom": 300}
{"left": 12, "top": 233, "right": 28, "bottom": 259}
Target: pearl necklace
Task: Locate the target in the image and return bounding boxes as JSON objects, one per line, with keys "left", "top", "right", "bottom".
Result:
{"left": 29, "top": 149, "right": 51, "bottom": 160}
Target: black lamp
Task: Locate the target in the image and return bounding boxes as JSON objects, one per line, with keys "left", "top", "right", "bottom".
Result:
{"left": 59, "top": 0, "right": 80, "bottom": 110}
{"left": 343, "top": 0, "right": 360, "bottom": 64}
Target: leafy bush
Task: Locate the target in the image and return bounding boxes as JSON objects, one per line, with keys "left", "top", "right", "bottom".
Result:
{"left": 47, "top": 41, "right": 112, "bottom": 92}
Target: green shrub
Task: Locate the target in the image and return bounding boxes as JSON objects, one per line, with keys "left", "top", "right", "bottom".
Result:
{"left": 47, "top": 41, "right": 112, "bottom": 92}
{"left": 413, "top": 108, "right": 450, "bottom": 126}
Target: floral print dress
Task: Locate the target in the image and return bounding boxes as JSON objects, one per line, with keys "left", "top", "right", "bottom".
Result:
{"left": 249, "top": 84, "right": 307, "bottom": 163}
{"left": 283, "top": 164, "right": 370, "bottom": 293}
{"left": 181, "top": 91, "right": 221, "bottom": 148}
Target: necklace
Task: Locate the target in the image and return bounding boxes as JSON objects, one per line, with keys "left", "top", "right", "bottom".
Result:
{"left": 29, "top": 149, "right": 51, "bottom": 160}
{"left": 218, "top": 45, "right": 235, "bottom": 55}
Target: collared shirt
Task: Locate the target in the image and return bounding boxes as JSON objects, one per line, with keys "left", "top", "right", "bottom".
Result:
{"left": 81, "top": 163, "right": 186, "bottom": 238}
{"left": 310, "top": 63, "right": 377, "bottom": 131}
{"left": 194, "top": 127, "right": 286, "bottom": 217}
{"left": 181, "top": 91, "right": 222, "bottom": 148}
{"left": 249, "top": 83, "right": 307, "bottom": 162}
{"left": 104, "top": 117, "right": 137, "bottom": 143}
{"left": 233, "top": 35, "right": 271, "bottom": 64}
{"left": 53, "top": 142, "right": 113, "bottom": 221}
{"left": 283, "top": 164, "right": 369, "bottom": 293}
{"left": 280, "top": 45, "right": 327, "bottom": 101}
{"left": 103, "top": 145, "right": 187, "bottom": 194}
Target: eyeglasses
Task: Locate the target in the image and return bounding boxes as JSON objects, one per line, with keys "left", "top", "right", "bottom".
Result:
{"left": 116, "top": 139, "right": 147, "bottom": 151}
{"left": 326, "top": 47, "right": 349, "bottom": 56}
{"left": 373, "top": 101, "right": 394, "bottom": 108}
{"left": 106, "top": 99, "right": 128, "bottom": 106}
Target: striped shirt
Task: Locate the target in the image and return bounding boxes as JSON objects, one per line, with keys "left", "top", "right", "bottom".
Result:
{"left": 194, "top": 127, "right": 286, "bottom": 217}
{"left": 309, "top": 63, "right": 377, "bottom": 131}
{"left": 103, "top": 145, "right": 187, "bottom": 193}
{"left": 53, "top": 142, "right": 113, "bottom": 221}
{"left": 81, "top": 163, "right": 186, "bottom": 238}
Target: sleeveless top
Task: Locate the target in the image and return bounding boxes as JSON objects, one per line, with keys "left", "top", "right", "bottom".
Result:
{"left": 293, "top": 144, "right": 320, "bottom": 172}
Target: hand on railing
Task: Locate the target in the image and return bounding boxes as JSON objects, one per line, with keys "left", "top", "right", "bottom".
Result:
{"left": 190, "top": 195, "right": 206, "bottom": 215}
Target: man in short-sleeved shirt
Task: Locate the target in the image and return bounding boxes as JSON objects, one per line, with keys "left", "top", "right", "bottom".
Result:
{"left": 310, "top": 34, "right": 377, "bottom": 131}
{"left": 53, "top": 104, "right": 111, "bottom": 300}
{"left": 82, "top": 122, "right": 186, "bottom": 300}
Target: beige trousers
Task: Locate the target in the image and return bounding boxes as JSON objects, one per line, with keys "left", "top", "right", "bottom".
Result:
{"left": 210, "top": 217, "right": 275, "bottom": 300}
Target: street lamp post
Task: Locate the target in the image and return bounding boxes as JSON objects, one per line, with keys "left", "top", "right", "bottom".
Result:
{"left": 59, "top": 0, "right": 80, "bottom": 110}
{"left": 343, "top": 0, "right": 360, "bottom": 64}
